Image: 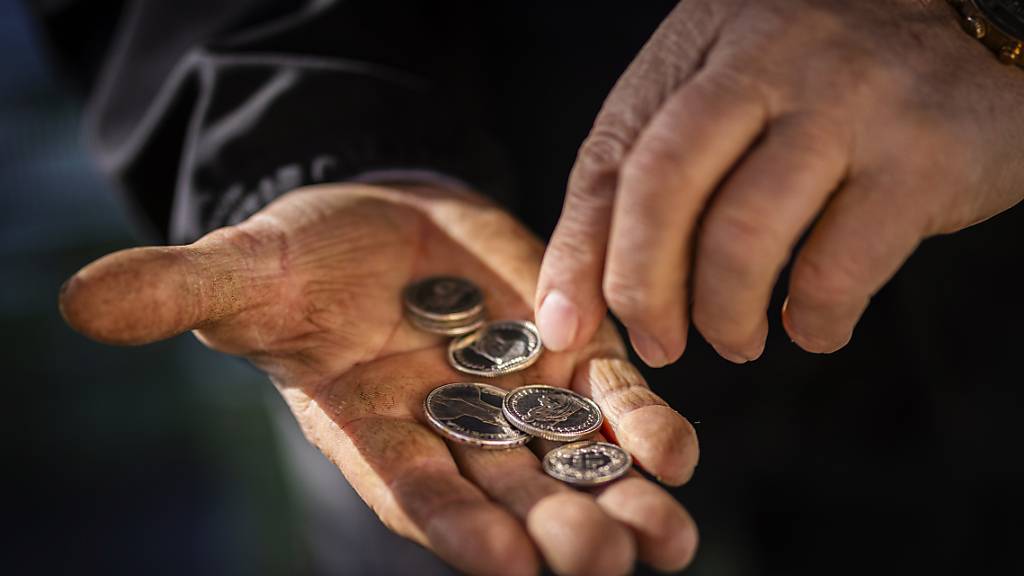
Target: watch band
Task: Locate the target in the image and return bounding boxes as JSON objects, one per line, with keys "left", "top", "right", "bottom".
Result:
{"left": 949, "top": 0, "right": 1024, "bottom": 67}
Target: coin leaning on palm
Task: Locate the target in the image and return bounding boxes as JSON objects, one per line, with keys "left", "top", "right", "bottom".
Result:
{"left": 58, "top": 183, "right": 700, "bottom": 576}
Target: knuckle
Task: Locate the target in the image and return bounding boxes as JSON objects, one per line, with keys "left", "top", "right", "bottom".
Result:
{"left": 789, "top": 252, "right": 860, "bottom": 307}
{"left": 699, "top": 208, "right": 781, "bottom": 278}
{"left": 544, "top": 229, "right": 603, "bottom": 276}
{"left": 777, "top": 116, "right": 848, "bottom": 164}
{"left": 602, "top": 273, "right": 654, "bottom": 322}
{"left": 575, "top": 129, "right": 630, "bottom": 174}
{"left": 566, "top": 129, "right": 630, "bottom": 213}
{"left": 622, "top": 134, "right": 682, "bottom": 182}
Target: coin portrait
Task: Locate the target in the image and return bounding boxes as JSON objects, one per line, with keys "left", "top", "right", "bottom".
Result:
{"left": 448, "top": 320, "right": 542, "bottom": 377}
{"left": 542, "top": 441, "right": 632, "bottom": 486}
{"left": 424, "top": 382, "right": 531, "bottom": 449}
{"left": 404, "top": 276, "right": 483, "bottom": 321}
{"left": 502, "top": 385, "right": 603, "bottom": 442}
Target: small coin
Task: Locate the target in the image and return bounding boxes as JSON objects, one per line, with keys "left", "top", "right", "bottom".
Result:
{"left": 542, "top": 441, "right": 632, "bottom": 486}
{"left": 502, "top": 385, "right": 603, "bottom": 442}
{"left": 424, "top": 382, "right": 531, "bottom": 449}
{"left": 404, "top": 276, "right": 484, "bottom": 322}
{"left": 448, "top": 320, "right": 542, "bottom": 377}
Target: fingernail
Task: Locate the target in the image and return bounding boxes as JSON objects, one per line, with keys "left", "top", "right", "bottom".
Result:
{"left": 630, "top": 329, "right": 668, "bottom": 367}
{"left": 781, "top": 295, "right": 852, "bottom": 353}
{"left": 711, "top": 344, "right": 749, "bottom": 364}
{"left": 536, "top": 290, "right": 579, "bottom": 351}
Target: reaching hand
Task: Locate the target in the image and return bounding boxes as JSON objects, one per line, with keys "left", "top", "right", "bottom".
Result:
{"left": 535, "top": 0, "right": 1024, "bottom": 365}
{"left": 60, "top": 183, "right": 700, "bottom": 576}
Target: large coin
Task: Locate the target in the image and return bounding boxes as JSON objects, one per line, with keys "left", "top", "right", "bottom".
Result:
{"left": 404, "top": 276, "right": 484, "bottom": 322}
{"left": 448, "top": 321, "right": 542, "bottom": 377}
{"left": 502, "top": 385, "right": 602, "bottom": 441}
{"left": 424, "top": 383, "right": 531, "bottom": 449}
{"left": 542, "top": 441, "right": 632, "bottom": 486}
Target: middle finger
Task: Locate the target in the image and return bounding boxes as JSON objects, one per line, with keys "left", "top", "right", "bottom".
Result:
{"left": 604, "top": 66, "right": 768, "bottom": 367}
{"left": 450, "top": 444, "right": 636, "bottom": 576}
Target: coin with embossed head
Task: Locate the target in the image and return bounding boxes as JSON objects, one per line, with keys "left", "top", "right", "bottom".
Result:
{"left": 502, "top": 385, "right": 602, "bottom": 441}
{"left": 424, "top": 382, "right": 531, "bottom": 449}
{"left": 542, "top": 441, "right": 632, "bottom": 486}
{"left": 448, "top": 321, "right": 542, "bottom": 377}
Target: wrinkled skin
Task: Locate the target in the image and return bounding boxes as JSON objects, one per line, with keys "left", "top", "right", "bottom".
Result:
{"left": 536, "top": 0, "right": 1024, "bottom": 366}
{"left": 60, "top": 184, "right": 700, "bottom": 576}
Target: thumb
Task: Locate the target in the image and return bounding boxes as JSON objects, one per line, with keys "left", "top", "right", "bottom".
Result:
{"left": 59, "top": 227, "right": 278, "bottom": 345}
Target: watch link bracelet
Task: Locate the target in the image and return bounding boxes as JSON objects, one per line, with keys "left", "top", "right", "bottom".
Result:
{"left": 949, "top": 0, "right": 1024, "bottom": 66}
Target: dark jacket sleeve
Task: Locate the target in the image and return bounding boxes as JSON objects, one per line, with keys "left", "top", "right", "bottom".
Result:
{"left": 34, "top": 0, "right": 509, "bottom": 243}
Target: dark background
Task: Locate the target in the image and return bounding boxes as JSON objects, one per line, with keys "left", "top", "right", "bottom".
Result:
{"left": 6, "top": 0, "right": 1023, "bottom": 574}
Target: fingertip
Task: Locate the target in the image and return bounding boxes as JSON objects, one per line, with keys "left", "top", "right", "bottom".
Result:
{"left": 59, "top": 248, "right": 196, "bottom": 345}
{"left": 628, "top": 329, "right": 683, "bottom": 368}
{"left": 428, "top": 502, "right": 540, "bottom": 576}
{"left": 57, "top": 274, "right": 82, "bottom": 333}
{"left": 527, "top": 492, "right": 635, "bottom": 576}
{"left": 617, "top": 405, "right": 699, "bottom": 486}
{"left": 58, "top": 261, "right": 142, "bottom": 345}
{"left": 709, "top": 336, "right": 765, "bottom": 364}
{"left": 597, "top": 477, "right": 699, "bottom": 572}
{"left": 536, "top": 289, "right": 580, "bottom": 352}
{"left": 781, "top": 296, "right": 855, "bottom": 354}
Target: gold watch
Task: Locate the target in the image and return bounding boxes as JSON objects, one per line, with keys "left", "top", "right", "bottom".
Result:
{"left": 949, "top": 0, "right": 1024, "bottom": 66}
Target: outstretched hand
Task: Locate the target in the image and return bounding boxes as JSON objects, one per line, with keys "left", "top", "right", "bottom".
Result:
{"left": 61, "top": 183, "right": 699, "bottom": 576}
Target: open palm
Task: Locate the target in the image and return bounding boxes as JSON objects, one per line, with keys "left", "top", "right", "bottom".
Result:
{"left": 61, "top": 183, "right": 699, "bottom": 576}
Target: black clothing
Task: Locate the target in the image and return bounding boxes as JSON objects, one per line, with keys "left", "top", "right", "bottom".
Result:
{"left": 34, "top": 1, "right": 1023, "bottom": 574}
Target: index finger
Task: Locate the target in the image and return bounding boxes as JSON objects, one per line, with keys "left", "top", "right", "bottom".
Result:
{"left": 535, "top": 0, "right": 730, "bottom": 353}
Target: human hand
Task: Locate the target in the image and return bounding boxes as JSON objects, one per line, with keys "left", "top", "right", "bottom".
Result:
{"left": 536, "top": 0, "right": 1024, "bottom": 365}
{"left": 60, "top": 183, "right": 699, "bottom": 576}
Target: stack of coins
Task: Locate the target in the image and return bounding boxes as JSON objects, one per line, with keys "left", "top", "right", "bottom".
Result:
{"left": 404, "top": 276, "right": 486, "bottom": 336}
{"left": 405, "top": 275, "right": 631, "bottom": 487}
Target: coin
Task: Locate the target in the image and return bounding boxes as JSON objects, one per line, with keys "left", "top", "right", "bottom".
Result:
{"left": 502, "top": 385, "right": 603, "bottom": 442}
{"left": 448, "top": 321, "right": 542, "bottom": 377}
{"left": 404, "top": 276, "right": 484, "bottom": 322}
{"left": 424, "top": 382, "right": 531, "bottom": 449}
{"left": 542, "top": 441, "right": 632, "bottom": 486}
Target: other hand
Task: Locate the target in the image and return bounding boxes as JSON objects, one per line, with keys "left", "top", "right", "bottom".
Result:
{"left": 536, "top": 0, "right": 1024, "bottom": 365}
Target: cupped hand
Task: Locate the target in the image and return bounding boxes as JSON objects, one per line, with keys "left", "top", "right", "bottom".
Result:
{"left": 60, "top": 183, "right": 700, "bottom": 576}
{"left": 536, "top": 0, "right": 1024, "bottom": 365}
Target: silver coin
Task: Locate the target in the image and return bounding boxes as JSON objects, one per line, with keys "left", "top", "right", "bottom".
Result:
{"left": 502, "top": 385, "right": 603, "bottom": 441}
{"left": 404, "top": 276, "right": 484, "bottom": 322}
{"left": 448, "top": 321, "right": 542, "bottom": 377}
{"left": 408, "top": 311, "right": 486, "bottom": 336}
{"left": 542, "top": 441, "right": 632, "bottom": 486}
{"left": 424, "top": 382, "right": 531, "bottom": 449}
